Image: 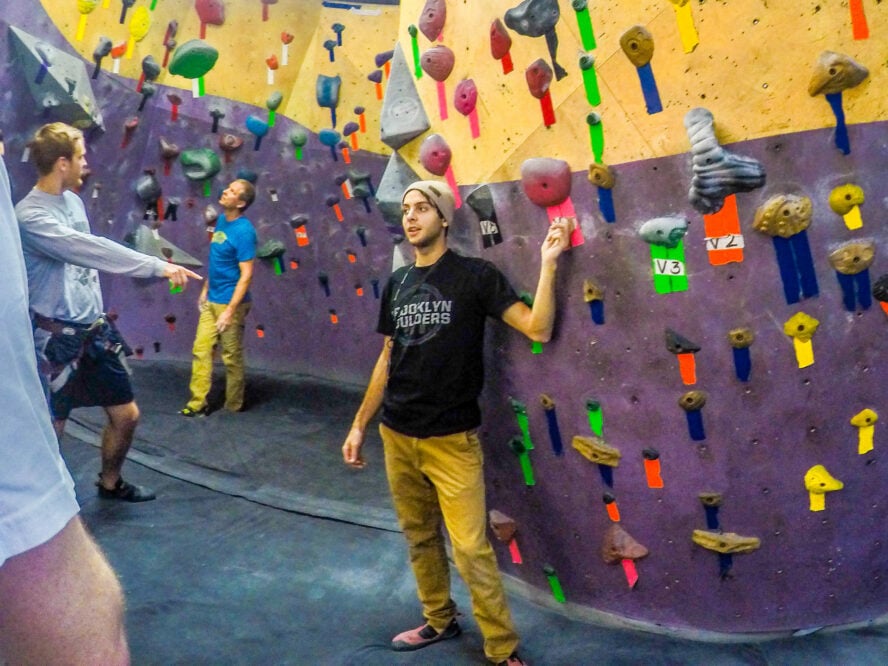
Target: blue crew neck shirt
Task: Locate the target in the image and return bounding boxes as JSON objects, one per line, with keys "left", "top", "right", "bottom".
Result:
{"left": 208, "top": 214, "right": 257, "bottom": 304}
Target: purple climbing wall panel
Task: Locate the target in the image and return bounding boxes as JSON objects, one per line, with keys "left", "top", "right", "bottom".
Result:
{"left": 479, "top": 124, "right": 888, "bottom": 633}
{"left": 3, "top": 3, "right": 888, "bottom": 635}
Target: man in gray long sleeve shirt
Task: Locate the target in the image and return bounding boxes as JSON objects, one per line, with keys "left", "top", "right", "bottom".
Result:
{"left": 16, "top": 122, "right": 201, "bottom": 502}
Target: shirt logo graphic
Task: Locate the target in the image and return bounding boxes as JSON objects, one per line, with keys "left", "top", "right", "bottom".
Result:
{"left": 392, "top": 283, "right": 452, "bottom": 346}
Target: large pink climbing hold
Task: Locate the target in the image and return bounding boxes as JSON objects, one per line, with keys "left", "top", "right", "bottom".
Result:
{"left": 520, "top": 157, "right": 571, "bottom": 207}
{"left": 420, "top": 44, "right": 454, "bottom": 82}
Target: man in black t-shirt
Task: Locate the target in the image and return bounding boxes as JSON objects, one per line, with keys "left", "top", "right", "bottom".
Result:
{"left": 342, "top": 180, "right": 574, "bottom": 666}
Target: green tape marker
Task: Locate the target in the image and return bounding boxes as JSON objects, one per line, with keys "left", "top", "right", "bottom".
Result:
{"left": 510, "top": 398, "right": 534, "bottom": 451}
{"left": 543, "top": 564, "right": 566, "bottom": 603}
{"left": 273, "top": 257, "right": 282, "bottom": 275}
{"left": 268, "top": 109, "right": 276, "bottom": 128}
{"left": 509, "top": 437, "right": 535, "bottom": 486}
{"left": 203, "top": 180, "right": 212, "bottom": 198}
{"left": 667, "top": 242, "right": 688, "bottom": 292}
{"left": 408, "top": 25, "right": 422, "bottom": 79}
{"left": 650, "top": 245, "right": 672, "bottom": 294}
{"left": 579, "top": 55, "right": 601, "bottom": 106}
{"left": 572, "top": 0, "right": 596, "bottom": 50}
{"left": 586, "top": 113, "right": 604, "bottom": 163}
{"left": 585, "top": 399, "right": 603, "bottom": 436}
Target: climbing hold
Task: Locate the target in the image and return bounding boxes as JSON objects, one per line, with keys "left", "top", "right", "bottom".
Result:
{"left": 804, "top": 465, "right": 843, "bottom": 512}
{"left": 828, "top": 240, "right": 874, "bottom": 311}
{"left": 684, "top": 108, "right": 766, "bottom": 215}
{"left": 754, "top": 194, "right": 819, "bottom": 304}
{"left": 850, "top": 408, "right": 878, "bottom": 455}
{"left": 572, "top": 435, "right": 620, "bottom": 467}
{"left": 418, "top": 0, "right": 446, "bottom": 41}
{"left": 379, "top": 45, "right": 430, "bottom": 150}
{"left": 505, "top": 0, "right": 567, "bottom": 80}
{"left": 489, "top": 510, "right": 522, "bottom": 564}
{"left": 678, "top": 391, "right": 707, "bottom": 441}
{"left": 728, "top": 327, "right": 754, "bottom": 382}
{"left": 665, "top": 328, "right": 700, "bottom": 385}
{"left": 583, "top": 279, "right": 604, "bottom": 325}
{"left": 466, "top": 185, "right": 503, "bottom": 248}
{"left": 520, "top": 158, "right": 571, "bottom": 209}
{"left": 489, "top": 18, "right": 514, "bottom": 74}
{"left": 692, "top": 530, "right": 761, "bottom": 554}
{"left": 620, "top": 25, "right": 662, "bottom": 114}
{"left": 179, "top": 148, "right": 221, "bottom": 182}
{"left": 602, "top": 524, "right": 648, "bottom": 564}
{"left": 525, "top": 59, "right": 556, "bottom": 127}
{"left": 601, "top": 524, "right": 647, "bottom": 588}
{"left": 808, "top": 51, "right": 869, "bottom": 97}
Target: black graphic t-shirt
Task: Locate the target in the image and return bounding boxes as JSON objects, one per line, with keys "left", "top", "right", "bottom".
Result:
{"left": 378, "top": 250, "right": 519, "bottom": 437}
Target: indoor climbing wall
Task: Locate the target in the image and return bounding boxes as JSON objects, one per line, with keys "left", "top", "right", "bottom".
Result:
{"left": 2, "top": 0, "right": 886, "bottom": 636}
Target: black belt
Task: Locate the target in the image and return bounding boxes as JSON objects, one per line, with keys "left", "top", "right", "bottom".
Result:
{"left": 32, "top": 313, "right": 104, "bottom": 336}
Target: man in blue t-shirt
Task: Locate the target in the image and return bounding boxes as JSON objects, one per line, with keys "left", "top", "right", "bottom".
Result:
{"left": 342, "top": 180, "right": 575, "bottom": 666}
{"left": 180, "top": 179, "right": 257, "bottom": 416}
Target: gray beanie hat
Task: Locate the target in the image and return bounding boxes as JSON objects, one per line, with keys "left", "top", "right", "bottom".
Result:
{"left": 402, "top": 180, "right": 456, "bottom": 223}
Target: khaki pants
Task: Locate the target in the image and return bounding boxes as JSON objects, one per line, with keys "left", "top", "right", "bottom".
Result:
{"left": 380, "top": 423, "right": 519, "bottom": 662}
{"left": 185, "top": 302, "right": 251, "bottom": 412}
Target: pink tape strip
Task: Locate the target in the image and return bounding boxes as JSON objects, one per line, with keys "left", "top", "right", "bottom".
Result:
{"left": 545, "top": 199, "right": 584, "bottom": 247}
{"left": 437, "top": 81, "right": 448, "bottom": 120}
{"left": 622, "top": 559, "right": 639, "bottom": 588}
{"left": 468, "top": 108, "right": 480, "bottom": 139}
{"left": 445, "top": 166, "right": 462, "bottom": 208}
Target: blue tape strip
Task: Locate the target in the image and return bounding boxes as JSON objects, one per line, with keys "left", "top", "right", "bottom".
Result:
{"left": 598, "top": 465, "right": 614, "bottom": 488}
{"left": 857, "top": 269, "right": 872, "bottom": 310}
{"left": 589, "top": 300, "right": 605, "bottom": 325}
{"left": 772, "top": 236, "right": 800, "bottom": 304}
{"left": 704, "top": 505, "right": 720, "bottom": 530}
{"left": 825, "top": 92, "right": 850, "bottom": 155}
{"left": 718, "top": 553, "right": 733, "bottom": 578}
{"left": 637, "top": 64, "right": 663, "bottom": 114}
{"left": 598, "top": 187, "right": 615, "bottom": 222}
{"left": 837, "top": 272, "right": 857, "bottom": 311}
{"left": 544, "top": 409, "right": 563, "bottom": 456}
{"left": 732, "top": 347, "right": 751, "bottom": 382}
{"left": 687, "top": 410, "right": 705, "bottom": 441}
{"left": 791, "top": 231, "right": 819, "bottom": 299}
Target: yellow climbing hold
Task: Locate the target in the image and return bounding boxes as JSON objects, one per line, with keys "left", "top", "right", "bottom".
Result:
{"left": 851, "top": 408, "right": 878, "bottom": 454}
{"left": 804, "top": 464, "right": 843, "bottom": 512}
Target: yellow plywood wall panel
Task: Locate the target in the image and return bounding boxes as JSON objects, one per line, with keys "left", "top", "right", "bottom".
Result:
{"left": 41, "top": 0, "right": 886, "bottom": 186}
{"left": 395, "top": 0, "right": 886, "bottom": 184}
{"left": 40, "top": 0, "right": 397, "bottom": 150}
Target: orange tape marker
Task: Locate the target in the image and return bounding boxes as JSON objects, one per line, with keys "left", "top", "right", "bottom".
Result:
{"left": 603, "top": 492, "right": 620, "bottom": 522}
{"left": 677, "top": 352, "right": 696, "bottom": 385}
{"left": 703, "top": 194, "right": 744, "bottom": 265}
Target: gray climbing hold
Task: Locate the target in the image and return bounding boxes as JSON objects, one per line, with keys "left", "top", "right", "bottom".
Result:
{"left": 128, "top": 225, "right": 203, "bottom": 267}
{"left": 684, "top": 108, "right": 765, "bottom": 215}
{"left": 376, "top": 151, "right": 421, "bottom": 234}
{"left": 380, "top": 44, "right": 430, "bottom": 150}
{"left": 9, "top": 26, "right": 104, "bottom": 130}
